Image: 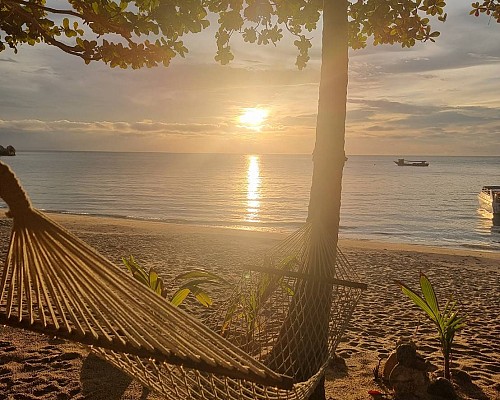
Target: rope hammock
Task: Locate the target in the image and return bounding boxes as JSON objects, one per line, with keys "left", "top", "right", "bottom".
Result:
{"left": 0, "top": 160, "right": 366, "bottom": 399}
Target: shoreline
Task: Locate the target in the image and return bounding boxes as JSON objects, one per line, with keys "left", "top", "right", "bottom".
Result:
{"left": 0, "top": 211, "right": 498, "bottom": 399}
{"left": 2, "top": 204, "right": 499, "bottom": 254}
{"left": 9, "top": 210, "right": 500, "bottom": 260}
{"left": 51, "top": 212, "right": 500, "bottom": 261}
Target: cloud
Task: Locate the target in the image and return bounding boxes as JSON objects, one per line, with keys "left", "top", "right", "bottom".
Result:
{"left": 0, "top": 118, "right": 233, "bottom": 136}
{"left": 344, "top": 98, "right": 500, "bottom": 155}
{"left": 273, "top": 113, "right": 317, "bottom": 127}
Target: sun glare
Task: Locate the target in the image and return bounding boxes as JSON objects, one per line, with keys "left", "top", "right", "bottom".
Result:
{"left": 238, "top": 108, "right": 269, "bottom": 131}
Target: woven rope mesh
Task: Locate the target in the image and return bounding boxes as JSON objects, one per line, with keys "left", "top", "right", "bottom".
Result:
{"left": 0, "top": 161, "right": 365, "bottom": 399}
{"left": 93, "top": 222, "right": 365, "bottom": 399}
{"left": 93, "top": 348, "right": 323, "bottom": 400}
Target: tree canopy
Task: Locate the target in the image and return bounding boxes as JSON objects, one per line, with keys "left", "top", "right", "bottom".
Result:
{"left": 471, "top": 0, "right": 500, "bottom": 22}
{"left": 0, "top": 0, "right": 464, "bottom": 70}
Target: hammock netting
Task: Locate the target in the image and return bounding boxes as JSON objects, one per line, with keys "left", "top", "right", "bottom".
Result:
{"left": 0, "top": 160, "right": 366, "bottom": 399}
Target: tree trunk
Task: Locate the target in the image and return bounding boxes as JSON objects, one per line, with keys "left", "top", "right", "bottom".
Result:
{"left": 308, "top": 0, "right": 348, "bottom": 233}
{"left": 266, "top": 1, "right": 349, "bottom": 398}
{"left": 307, "top": 0, "right": 349, "bottom": 397}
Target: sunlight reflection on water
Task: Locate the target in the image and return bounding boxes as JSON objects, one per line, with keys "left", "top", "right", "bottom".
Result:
{"left": 245, "top": 155, "right": 261, "bottom": 223}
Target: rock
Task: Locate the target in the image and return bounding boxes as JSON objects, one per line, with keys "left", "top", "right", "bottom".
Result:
{"left": 451, "top": 369, "right": 472, "bottom": 385}
{"left": 396, "top": 341, "right": 418, "bottom": 367}
{"left": 390, "top": 364, "right": 430, "bottom": 398}
{"left": 413, "top": 356, "right": 431, "bottom": 372}
{"left": 425, "top": 360, "right": 438, "bottom": 372}
{"left": 329, "top": 353, "right": 348, "bottom": 373}
{"left": 427, "top": 377, "right": 457, "bottom": 399}
{"left": 382, "top": 351, "right": 398, "bottom": 380}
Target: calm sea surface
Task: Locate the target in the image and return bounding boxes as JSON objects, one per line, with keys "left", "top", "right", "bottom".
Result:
{"left": 1, "top": 152, "right": 499, "bottom": 251}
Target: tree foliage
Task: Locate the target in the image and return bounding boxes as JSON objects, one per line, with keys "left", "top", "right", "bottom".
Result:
{"left": 0, "top": 0, "right": 208, "bottom": 68}
{"left": 471, "top": 0, "right": 500, "bottom": 22}
{"left": 1, "top": 0, "right": 454, "bottom": 70}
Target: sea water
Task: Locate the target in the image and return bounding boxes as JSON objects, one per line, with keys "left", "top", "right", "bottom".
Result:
{"left": 1, "top": 152, "right": 499, "bottom": 251}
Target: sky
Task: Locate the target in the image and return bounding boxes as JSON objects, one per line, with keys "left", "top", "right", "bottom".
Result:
{"left": 0, "top": 3, "right": 499, "bottom": 155}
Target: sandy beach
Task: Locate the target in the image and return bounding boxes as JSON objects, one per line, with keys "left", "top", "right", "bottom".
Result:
{"left": 0, "top": 213, "right": 498, "bottom": 399}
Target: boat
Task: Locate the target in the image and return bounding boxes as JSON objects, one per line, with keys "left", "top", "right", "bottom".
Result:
{"left": 478, "top": 185, "right": 500, "bottom": 215}
{"left": 394, "top": 158, "right": 429, "bottom": 167}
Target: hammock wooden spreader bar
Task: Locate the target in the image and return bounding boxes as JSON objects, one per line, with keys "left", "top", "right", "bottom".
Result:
{"left": 0, "top": 160, "right": 294, "bottom": 389}
{"left": 245, "top": 265, "right": 368, "bottom": 290}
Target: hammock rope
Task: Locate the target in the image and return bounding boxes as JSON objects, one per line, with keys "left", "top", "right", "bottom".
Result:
{"left": 0, "top": 160, "right": 366, "bottom": 399}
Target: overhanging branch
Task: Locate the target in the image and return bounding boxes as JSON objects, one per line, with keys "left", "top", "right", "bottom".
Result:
{"left": 4, "top": 0, "right": 85, "bottom": 19}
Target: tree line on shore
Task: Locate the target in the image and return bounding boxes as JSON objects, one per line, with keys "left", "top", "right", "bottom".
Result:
{"left": 0, "top": 145, "right": 15, "bottom": 156}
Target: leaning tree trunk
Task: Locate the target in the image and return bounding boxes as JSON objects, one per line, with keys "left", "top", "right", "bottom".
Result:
{"left": 266, "top": 1, "right": 349, "bottom": 399}
{"left": 308, "top": 0, "right": 348, "bottom": 227}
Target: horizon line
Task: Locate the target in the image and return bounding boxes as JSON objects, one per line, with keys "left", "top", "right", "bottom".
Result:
{"left": 7, "top": 150, "right": 500, "bottom": 157}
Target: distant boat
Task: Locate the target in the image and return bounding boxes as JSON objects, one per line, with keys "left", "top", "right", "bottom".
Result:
{"left": 394, "top": 158, "right": 429, "bottom": 167}
{"left": 478, "top": 185, "right": 500, "bottom": 215}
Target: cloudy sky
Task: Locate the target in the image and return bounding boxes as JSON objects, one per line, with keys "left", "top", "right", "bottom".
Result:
{"left": 0, "top": 2, "right": 499, "bottom": 155}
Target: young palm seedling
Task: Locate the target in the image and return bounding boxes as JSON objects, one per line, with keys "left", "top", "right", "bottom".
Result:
{"left": 396, "top": 273, "right": 466, "bottom": 380}
{"left": 122, "top": 256, "right": 229, "bottom": 307}
{"left": 123, "top": 255, "right": 168, "bottom": 298}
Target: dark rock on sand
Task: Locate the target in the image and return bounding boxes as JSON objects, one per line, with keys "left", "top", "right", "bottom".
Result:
{"left": 427, "top": 377, "right": 457, "bottom": 399}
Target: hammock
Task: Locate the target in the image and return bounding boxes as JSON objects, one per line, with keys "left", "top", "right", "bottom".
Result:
{"left": 0, "top": 160, "right": 366, "bottom": 399}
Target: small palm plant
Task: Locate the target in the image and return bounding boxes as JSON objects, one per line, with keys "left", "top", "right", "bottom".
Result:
{"left": 122, "top": 256, "right": 229, "bottom": 307}
{"left": 170, "top": 269, "right": 230, "bottom": 307}
{"left": 123, "top": 256, "right": 168, "bottom": 298}
{"left": 221, "top": 255, "right": 296, "bottom": 343}
{"left": 397, "top": 273, "right": 466, "bottom": 380}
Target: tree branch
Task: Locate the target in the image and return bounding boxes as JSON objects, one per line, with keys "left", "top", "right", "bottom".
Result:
{"left": 5, "top": 1, "right": 94, "bottom": 61}
{"left": 4, "top": 0, "right": 85, "bottom": 20}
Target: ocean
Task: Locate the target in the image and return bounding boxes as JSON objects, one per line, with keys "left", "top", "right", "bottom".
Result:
{"left": 1, "top": 152, "right": 499, "bottom": 251}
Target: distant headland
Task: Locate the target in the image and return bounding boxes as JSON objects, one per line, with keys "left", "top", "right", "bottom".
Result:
{"left": 0, "top": 145, "right": 16, "bottom": 156}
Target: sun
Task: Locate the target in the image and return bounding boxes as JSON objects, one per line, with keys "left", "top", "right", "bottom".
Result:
{"left": 238, "top": 108, "right": 269, "bottom": 131}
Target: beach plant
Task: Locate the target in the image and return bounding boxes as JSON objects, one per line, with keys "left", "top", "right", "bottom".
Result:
{"left": 221, "top": 256, "right": 296, "bottom": 341}
{"left": 122, "top": 256, "right": 168, "bottom": 298}
{"left": 396, "top": 273, "right": 466, "bottom": 380}
{"left": 122, "top": 256, "right": 229, "bottom": 308}
{"left": 170, "top": 268, "right": 230, "bottom": 308}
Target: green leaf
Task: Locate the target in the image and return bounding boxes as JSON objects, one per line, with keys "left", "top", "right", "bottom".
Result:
{"left": 398, "top": 281, "right": 437, "bottom": 322}
{"left": 419, "top": 273, "right": 440, "bottom": 316}
{"left": 170, "top": 288, "right": 190, "bottom": 307}
{"left": 192, "top": 288, "right": 212, "bottom": 307}
{"left": 175, "top": 269, "right": 213, "bottom": 280}
{"left": 149, "top": 270, "right": 164, "bottom": 295}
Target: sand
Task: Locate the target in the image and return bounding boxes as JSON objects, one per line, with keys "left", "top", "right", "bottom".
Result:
{"left": 0, "top": 213, "right": 498, "bottom": 399}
